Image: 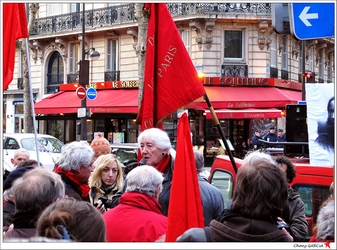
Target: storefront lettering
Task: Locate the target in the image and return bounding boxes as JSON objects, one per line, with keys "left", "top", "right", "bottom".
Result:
{"left": 243, "top": 113, "right": 265, "bottom": 118}
{"left": 111, "top": 81, "right": 139, "bottom": 88}
{"left": 227, "top": 102, "right": 256, "bottom": 108}
{"left": 215, "top": 77, "right": 270, "bottom": 86}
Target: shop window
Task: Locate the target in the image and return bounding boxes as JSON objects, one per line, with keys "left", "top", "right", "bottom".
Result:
{"left": 223, "top": 30, "right": 245, "bottom": 62}
{"left": 179, "top": 29, "right": 190, "bottom": 54}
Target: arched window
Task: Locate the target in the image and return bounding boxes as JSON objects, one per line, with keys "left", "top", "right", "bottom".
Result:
{"left": 47, "top": 52, "right": 64, "bottom": 94}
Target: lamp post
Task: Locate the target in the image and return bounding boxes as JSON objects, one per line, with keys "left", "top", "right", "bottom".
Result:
{"left": 79, "top": 4, "right": 100, "bottom": 142}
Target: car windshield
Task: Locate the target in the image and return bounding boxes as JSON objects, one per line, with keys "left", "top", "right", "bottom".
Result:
{"left": 20, "top": 137, "right": 64, "bottom": 153}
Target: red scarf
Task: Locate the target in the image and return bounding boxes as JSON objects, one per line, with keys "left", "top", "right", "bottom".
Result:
{"left": 155, "top": 155, "right": 170, "bottom": 174}
{"left": 54, "top": 165, "right": 90, "bottom": 199}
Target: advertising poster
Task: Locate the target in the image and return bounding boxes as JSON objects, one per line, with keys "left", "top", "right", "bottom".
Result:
{"left": 306, "top": 83, "right": 334, "bottom": 166}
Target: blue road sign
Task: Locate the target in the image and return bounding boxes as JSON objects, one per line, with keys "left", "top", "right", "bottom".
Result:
{"left": 86, "top": 87, "right": 97, "bottom": 101}
{"left": 289, "top": 3, "right": 334, "bottom": 40}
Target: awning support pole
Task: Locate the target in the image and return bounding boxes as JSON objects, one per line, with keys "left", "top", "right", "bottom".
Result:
{"left": 204, "top": 94, "right": 238, "bottom": 173}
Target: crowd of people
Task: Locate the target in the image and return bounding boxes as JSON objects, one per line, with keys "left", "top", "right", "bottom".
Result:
{"left": 2, "top": 127, "right": 334, "bottom": 243}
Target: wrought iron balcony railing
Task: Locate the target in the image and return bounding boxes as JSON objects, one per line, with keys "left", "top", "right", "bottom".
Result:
{"left": 221, "top": 64, "right": 248, "bottom": 77}
{"left": 17, "top": 77, "right": 23, "bottom": 90}
{"left": 105, "top": 71, "right": 120, "bottom": 81}
{"left": 67, "top": 73, "right": 79, "bottom": 83}
{"left": 31, "top": 3, "right": 271, "bottom": 36}
{"left": 281, "top": 69, "right": 289, "bottom": 80}
{"left": 270, "top": 67, "right": 278, "bottom": 78}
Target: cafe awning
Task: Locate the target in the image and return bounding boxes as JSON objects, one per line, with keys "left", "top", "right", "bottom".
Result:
{"left": 204, "top": 108, "right": 283, "bottom": 119}
{"left": 34, "top": 89, "right": 139, "bottom": 114}
{"left": 187, "top": 86, "right": 302, "bottom": 109}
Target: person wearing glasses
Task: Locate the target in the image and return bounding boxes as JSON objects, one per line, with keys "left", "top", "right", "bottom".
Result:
{"left": 89, "top": 154, "right": 124, "bottom": 213}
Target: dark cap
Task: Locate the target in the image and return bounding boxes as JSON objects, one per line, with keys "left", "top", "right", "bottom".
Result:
{"left": 255, "top": 129, "right": 261, "bottom": 133}
{"left": 3, "top": 166, "right": 34, "bottom": 191}
{"left": 270, "top": 126, "right": 275, "bottom": 129}
{"left": 278, "top": 129, "right": 284, "bottom": 132}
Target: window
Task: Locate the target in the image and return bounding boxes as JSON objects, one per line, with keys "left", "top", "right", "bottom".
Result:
{"left": 69, "top": 43, "right": 80, "bottom": 74}
{"left": 107, "top": 39, "right": 118, "bottom": 72}
{"left": 309, "top": 46, "right": 314, "bottom": 71}
{"left": 209, "top": 170, "right": 234, "bottom": 209}
{"left": 224, "top": 30, "right": 244, "bottom": 62}
{"left": 47, "top": 4, "right": 61, "bottom": 16}
{"left": 71, "top": 3, "right": 81, "bottom": 13}
{"left": 47, "top": 52, "right": 64, "bottom": 94}
{"left": 270, "top": 33, "right": 277, "bottom": 68}
{"left": 318, "top": 49, "right": 324, "bottom": 82}
{"left": 281, "top": 36, "right": 288, "bottom": 70}
{"left": 180, "top": 29, "right": 190, "bottom": 54}
{"left": 327, "top": 52, "right": 332, "bottom": 82}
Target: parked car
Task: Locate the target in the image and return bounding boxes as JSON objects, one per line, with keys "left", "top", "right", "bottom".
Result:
{"left": 110, "top": 143, "right": 138, "bottom": 165}
{"left": 3, "top": 133, "right": 64, "bottom": 172}
{"left": 208, "top": 154, "right": 334, "bottom": 240}
{"left": 110, "top": 143, "right": 177, "bottom": 167}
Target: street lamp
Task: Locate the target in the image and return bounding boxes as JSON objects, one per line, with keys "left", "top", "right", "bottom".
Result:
{"left": 86, "top": 47, "right": 100, "bottom": 61}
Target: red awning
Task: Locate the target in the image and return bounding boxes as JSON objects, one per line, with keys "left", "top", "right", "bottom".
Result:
{"left": 187, "top": 86, "right": 302, "bottom": 109}
{"left": 34, "top": 89, "right": 139, "bottom": 114}
{"left": 204, "top": 108, "right": 283, "bottom": 119}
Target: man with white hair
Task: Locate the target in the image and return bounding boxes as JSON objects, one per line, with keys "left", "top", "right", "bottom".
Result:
{"left": 103, "top": 165, "right": 167, "bottom": 242}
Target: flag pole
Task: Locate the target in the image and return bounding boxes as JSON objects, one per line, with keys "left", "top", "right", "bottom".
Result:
{"left": 24, "top": 38, "right": 41, "bottom": 167}
{"left": 204, "top": 94, "right": 238, "bottom": 173}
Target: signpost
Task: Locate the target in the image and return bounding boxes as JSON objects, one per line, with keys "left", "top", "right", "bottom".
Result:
{"left": 86, "top": 87, "right": 97, "bottom": 101}
{"left": 76, "top": 86, "right": 86, "bottom": 100}
{"left": 289, "top": 3, "right": 334, "bottom": 40}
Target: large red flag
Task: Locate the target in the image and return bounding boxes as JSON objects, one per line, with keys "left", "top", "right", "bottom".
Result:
{"left": 3, "top": 3, "right": 28, "bottom": 92}
{"left": 165, "top": 112, "right": 204, "bottom": 242}
{"left": 136, "top": 3, "right": 206, "bottom": 131}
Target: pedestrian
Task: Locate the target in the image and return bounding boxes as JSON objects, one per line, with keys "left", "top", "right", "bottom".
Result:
{"left": 263, "top": 126, "right": 278, "bottom": 144}
{"left": 275, "top": 156, "right": 309, "bottom": 241}
{"left": 3, "top": 148, "right": 30, "bottom": 182}
{"left": 177, "top": 151, "right": 292, "bottom": 242}
{"left": 309, "top": 182, "right": 334, "bottom": 242}
{"left": 3, "top": 166, "right": 35, "bottom": 232}
{"left": 277, "top": 129, "right": 286, "bottom": 148}
{"left": 53, "top": 141, "right": 95, "bottom": 203}
{"left": 90, "top": 132, "right": 111, "bottom": 161}
{"left": 4, "top": 168, "right": 65, "bottom": 239}
{"left": 89, "top": 154, "right": 124, "bottom": 211}
{"left": 251, "top": 129, "right": 262, "bottom": 150}
{"left": 193, "top": 149, "right": 224, "bottom": 226}
{"left": 103, "top": 165, "right": 167, "bottom": 242}
{"left": 36, "top": 197, "right": 106, "bottom": 242}
{"left": 16, "top": 159, "right": 42, "bottom": 169}
{"left": 110, "top": 128, "right": 175, "bottom": 216}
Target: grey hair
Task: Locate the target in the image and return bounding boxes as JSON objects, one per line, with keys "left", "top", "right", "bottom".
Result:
{"left": 13, "top": 168, "right": 65, "bottom": 213}
{"left": 55, "top": 141, "right": 94, "bottom": 171}
{"left": 243, "top": 150, "right": 277, "bottom": 166}
{"left": 137, "top": 128, "right": 171, "bottom": 151}
{"left": 14, "top": 148, "right": 30, "bottom": 158}
{"left": 126, "top": 165, "right": 163, "bottom": 198}
{"left": 193, "top": 148, "right": 204, "bottom": 172}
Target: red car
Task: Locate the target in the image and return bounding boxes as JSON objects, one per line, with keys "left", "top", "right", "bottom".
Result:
{"left": 208, "top": 154, "right": 334, "bottom": 240}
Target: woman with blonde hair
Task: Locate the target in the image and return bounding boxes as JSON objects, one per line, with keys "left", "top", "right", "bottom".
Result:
{"left": 89, "top": 154, "right": 124, "bottom": 212}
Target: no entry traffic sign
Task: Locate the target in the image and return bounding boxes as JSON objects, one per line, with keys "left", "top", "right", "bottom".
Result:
{"left": 76, "top": 87, "right": 86, "bottom": 100}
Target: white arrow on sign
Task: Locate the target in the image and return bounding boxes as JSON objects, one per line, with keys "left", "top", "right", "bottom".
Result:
{"left": 299, "top": 6, "right": 318, "bottom": 27}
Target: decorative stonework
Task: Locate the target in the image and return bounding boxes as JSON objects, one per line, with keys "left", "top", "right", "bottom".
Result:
{"left": 126, "top": 28, "right": 138, "bottom": 54}
{"left": 189, "top": 18, "right": 215, "bottom": 50}
{"left": 30, "top": 39, "right": 44, "bottom": 63}
{"left": 257, "top": 20, "right": 272, "bottom": 51}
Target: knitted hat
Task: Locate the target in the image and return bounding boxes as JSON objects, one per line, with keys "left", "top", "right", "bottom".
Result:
{"left": 90, "top": 132, "right": 110, "bottom": 158}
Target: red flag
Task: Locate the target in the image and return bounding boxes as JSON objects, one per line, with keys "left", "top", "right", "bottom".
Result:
{"left": 165, "top": 112, "right": 204, "bottom": 242}
{"left": 136, "top": 3, "right": 206, "bottom": 131}
{"left": 3, "top": 3, "right": 28, "bottom": 92}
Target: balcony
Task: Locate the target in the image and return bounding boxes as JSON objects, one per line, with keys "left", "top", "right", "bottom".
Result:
{"left": 30, "top": 3, "right": 271, "bottom": 36}
{"left": 221, "top": 64, "right": 248, "bottom": 77}
{"left": 281, "top": 70, "right": 288, "bottom": 80}
{"left": 270, "top": 67, "right": 278, "bottom": 78}
{"left": 105, "top": 71, "right": 120, "bottom": 81}
{"left": 17, "top": 78, "right": 23, "bottom": 90}
{"left": 67, "top": 73, "right": 79, "bottom": 83}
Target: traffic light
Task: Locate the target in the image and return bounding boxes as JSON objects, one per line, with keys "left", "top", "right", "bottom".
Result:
{"left": 302, "top": 71, "right": 315, "bottom": 83}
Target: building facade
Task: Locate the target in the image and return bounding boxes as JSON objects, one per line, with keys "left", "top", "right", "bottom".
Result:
{"left": 3, "top": 3, "right": 334, "bottom": 163}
